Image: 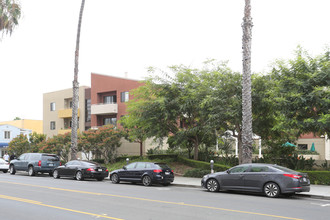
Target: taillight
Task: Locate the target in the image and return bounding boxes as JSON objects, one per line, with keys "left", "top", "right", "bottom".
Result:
{"left": 38, "top": 161, "right": 41, "bottom": 166}
{"left": 60, "top": 162, "right": 62, "bottom": 166}
{"left": 283, "top": 174, "right": 302, "bottom": 179}
{"left": 105, "top": 169, "right": 108, "bottom": 172}
{"left": 153, "top": 169, "right": 162, "bottom": 173}
{"left": 87, "top": 168, "right": 95, "bottom": 171}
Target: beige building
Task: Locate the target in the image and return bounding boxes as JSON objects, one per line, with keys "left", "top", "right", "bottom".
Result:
{"left": 43, "top": 86, "right": 91, "bottom": 137}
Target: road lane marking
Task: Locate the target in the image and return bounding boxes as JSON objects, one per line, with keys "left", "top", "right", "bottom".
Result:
{"left": 0, "top": 181, "right": 302, "bottom": 220}
{"left": 0, "top": 194, "right": 123, "bottom": 220}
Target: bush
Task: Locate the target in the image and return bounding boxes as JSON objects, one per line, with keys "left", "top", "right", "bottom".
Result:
{"left": 178, "top": 156, "right": 230, "bottom": 172}
{"left": 183, "top": 168, "right": 210, "bottom": 178}
{"left": 305, "top": 171, "right": 330, "bottom": 185}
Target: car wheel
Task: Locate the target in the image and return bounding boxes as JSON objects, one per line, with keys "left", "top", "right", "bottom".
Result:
{"left": 53, "top": 169, "right": 60, "bottom": 179}
{"left": 206, "top": 179, "right": 220, "bottom": 192}
{"left": 75, "top": 171, "right": 84, "bottom": 181}
{"left": 9, "top": 165, "right": 16, "bottom": 175}
{"left": 111, "top": 173, "right": 120, "bottom": 184}
{"left": 142, "top": 175, "right": 152, "bottom": 186}
{"left": 264, "top": 182, "right": 280, "bottom": 198}
{"left": 28, "top": 166, "right": 36, "bottom": 176}
{"left": 97, "top": 177, "right": 104, "bottom": 181}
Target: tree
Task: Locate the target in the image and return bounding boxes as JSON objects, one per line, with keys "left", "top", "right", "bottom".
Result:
{"left": 29, "top": 132, "right": 47, "bottom": 152}
{"left": 7, "top": 134, "right": 29, "bottom": 156}
{"left": 270, "top": 48, "right": 330, "bottom": 137}
{"left": 71, "top": 0, "right": 86, "bottom": 160}
{"left": 41, "top": 133, "right": 71, "bottom": 162}
{"left": 120, "top": 114, "right": 149, "bottom": 157}
{"left": 0, "top": 0, "right": 21, "bottom": 39}
{"left": 241, "top": 0, "right": 253, "bottom": 164}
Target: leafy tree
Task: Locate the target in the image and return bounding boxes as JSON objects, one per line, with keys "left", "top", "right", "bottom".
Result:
{"left": 270, "top": 48, "right": 330, "bottom": 137}
{"left": 78, "top": 130, "right": 98, "bottom": 161}
{"left": 71, "top": 0, "right": 85, "bottom": 160}
{"left": 7, "top": 134, "right": 29, "bottom": 156}
{"left": 41, "top": 133, "right": 71, "bottom": 162}
{"left": 120, "top": 114, "right": 149, "bottom": 157}
{"left": 96, "top": 125, "right": 122, "bottom": 164}
{"left": 0, "top": 0, "right": 21, "bottom": 39}
{"left": 29, "top": 132, "right": 47, "bottom": 153}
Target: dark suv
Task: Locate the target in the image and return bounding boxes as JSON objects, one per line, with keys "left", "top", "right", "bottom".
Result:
{"left": 9, "top": 153, "right": 60, "bottom": 176}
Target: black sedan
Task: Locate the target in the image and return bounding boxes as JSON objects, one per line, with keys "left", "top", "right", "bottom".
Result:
{"left": 201, "top": 163, "right": 310, "bottom": 198}
{"left": 110, "top": 162, "right": 174, "bottom": 186}
{"left": 53, "top": 160, "right": 108, "bottom": 181}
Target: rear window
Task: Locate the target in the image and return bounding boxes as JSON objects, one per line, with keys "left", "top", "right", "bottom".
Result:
{"left": 154, "top": 163, "right": 170, "bottom": 169}
{"left": 81, "top": 161, "right": 99, "bottom": 167}
{"left": 42, "top": 155, "right": 59, "bottom": 161}
{"left": 272, "top": 165, "right": 296, "bottom": 173}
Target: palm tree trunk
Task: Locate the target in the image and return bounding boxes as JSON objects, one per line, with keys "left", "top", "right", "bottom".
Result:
{"left": 71, "top": 0, "right": 86, "bottom": 160}
{"left": 241, "top": 0, "right": 253, "bottom": 164}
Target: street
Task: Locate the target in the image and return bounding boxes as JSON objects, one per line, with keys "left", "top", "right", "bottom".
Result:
{"left": 0, "top": 172, "right": 329, "bottom": 220}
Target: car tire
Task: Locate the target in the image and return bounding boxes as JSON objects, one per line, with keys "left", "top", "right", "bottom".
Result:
{"left": 206, "top": 179, "right": 220, "bottom": 192}
{"left": 53, "top": 169, "right": 60, "bottom": 179}
{"left": 9, "top": 165, "right": 15, "bottom": 175}
{"left": 142, "top": 175, "right": 152, "bottom": 186}
{"left": 28, "top": 166, "right": 36, "bottom": 176}
{"left": 111, "top": 173, "right": 120, "bottom": 184}
{"left": 264, "top": 182, "right": 280, "bottom": 198}
{"left": 97, "top": 177, "right": 104, "bottom": 181}
{"left": 75, "top": 171, "right": 84, "bottom": 181}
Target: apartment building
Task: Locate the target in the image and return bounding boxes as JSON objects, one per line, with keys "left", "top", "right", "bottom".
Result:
{"left": 90, "top": 73, "right": 144, "bottom": 128}
{"left": 43, "top": 86, "right": 91, "bottom": 137}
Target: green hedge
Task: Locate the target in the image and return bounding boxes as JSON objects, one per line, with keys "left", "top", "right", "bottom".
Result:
{"left": 178, "top": 156, "right": 230, "bottom": 172}
{"left": 305, "top": 171, "right": 330, "bottom": 185}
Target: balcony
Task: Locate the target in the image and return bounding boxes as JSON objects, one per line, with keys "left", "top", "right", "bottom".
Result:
{"left": 58, "top": 128, "right": 80, "bottom": 135}
{"left": 58, "top": 109, "right": 80, "bottom": 118}
{"left": 91, "top": 103, "right": 118, "bottom": 115}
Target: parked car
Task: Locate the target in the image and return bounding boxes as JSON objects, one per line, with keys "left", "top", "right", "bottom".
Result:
{"left": 0, "top": 158, "right": 9, "bottom": 173}
{"left": 53, "top": 160, "right": 108, "bottom": 181}
{"left": 110, "top": 162, "right": 174, "bottom": 186}
{"left": 201, "top": 163, "right": 310, "bottom": 198}
{"left": 9, "top": 153, "right": 60, "bottom": 176}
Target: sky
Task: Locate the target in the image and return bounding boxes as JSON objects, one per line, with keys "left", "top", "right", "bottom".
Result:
{"left": 0, "top": 0, "right": 329, "bottom": 122}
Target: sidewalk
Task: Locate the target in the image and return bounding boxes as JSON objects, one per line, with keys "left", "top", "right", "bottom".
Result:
{"left": 172, "top": 176, "right": 330, "bottom": 200}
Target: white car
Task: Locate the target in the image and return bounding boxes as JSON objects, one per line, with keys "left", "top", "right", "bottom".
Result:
{"left": 0, "top": 158, "right": 9, "bottom": 173}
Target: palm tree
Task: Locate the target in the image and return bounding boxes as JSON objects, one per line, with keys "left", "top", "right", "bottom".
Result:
{"left": 0, "top": 0, "right": 21, "bottom": 39}
{"left": 241, "top": 0, "right": 253, "bottom": 164}
{"left": 71, "top": 0, "right": 86, "bottom": 160}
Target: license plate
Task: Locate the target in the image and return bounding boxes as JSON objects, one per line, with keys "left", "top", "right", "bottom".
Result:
{"left": 49, "top": 163, "right": 54, "bottom": 166}
{"left": 98, "top": 169, "right": 102, "bottom": 172}
{"left": 165, "top": 172, "right": 170, "bottom": 175}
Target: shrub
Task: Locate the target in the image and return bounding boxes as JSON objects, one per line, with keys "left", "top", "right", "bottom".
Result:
{"left": 178, "top": 156, "right": 230, "bottom": 172}
{"left": 183, "top": 168, "right": 210, "bottom": 178}
{"left": 305, "top": 171, "right": 330, "bottom": 185}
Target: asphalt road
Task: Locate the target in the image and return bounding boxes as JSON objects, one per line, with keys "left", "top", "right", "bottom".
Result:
{"left": 0, "top": 172, "right": 329, "bottom": 220}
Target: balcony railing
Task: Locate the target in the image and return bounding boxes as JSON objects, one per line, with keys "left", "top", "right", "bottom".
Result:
{"left": 91, "top": 103, "right": 118, "bottom": 115}
{"left": 58, "top": 108, "right": 80, "bottom": 118}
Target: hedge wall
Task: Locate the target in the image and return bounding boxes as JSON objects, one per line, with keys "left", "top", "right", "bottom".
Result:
{"left": 305, "top": 171, "right": 330, "bottom": 185}
{"left": 178, "top": 156, "right": 230, "bottom": 172}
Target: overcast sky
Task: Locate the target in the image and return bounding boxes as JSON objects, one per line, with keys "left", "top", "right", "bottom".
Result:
{"left": 0, "top": 0, "right": 329, "bottom": 122}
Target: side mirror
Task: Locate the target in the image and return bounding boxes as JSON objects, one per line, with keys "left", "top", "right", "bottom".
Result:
{"left": 226, "top": 170, "right": 230, "bottom": 174}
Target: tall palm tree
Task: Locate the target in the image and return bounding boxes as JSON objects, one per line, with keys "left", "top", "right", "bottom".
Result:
{"left": 241, "top": 0, "right": 253, "bottom": 164}
{"left": 71, "top": 0, "right": 86, "bottom": 160}
{"left": 0, "top": 0, "right": 21, "bottom": 39}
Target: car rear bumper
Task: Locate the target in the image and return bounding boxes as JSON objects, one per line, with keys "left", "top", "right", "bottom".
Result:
{"left": 282, "top": 185, "right": 310, "bottom": 193}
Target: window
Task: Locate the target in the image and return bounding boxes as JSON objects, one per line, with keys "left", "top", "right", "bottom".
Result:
{"left": 50, "top": 121, "right": 56, "bottom": 130}
{"left": 229, "top": 165, "right": 250, "bottom": 173}
{"left": 125, "top": 163, "right": 136, "bottom": 169}
{"left": 4, "top": 131, "right": 10, "bottom": 139}
{"left": 103, "top": 117, "right": 117, "bottom": 126}
{"left": 250, "top": 166, "right": 269, "bottom": 172}
{"left": 104, "top": 95, "right": 116, "bottom": 104}
{"left": 50, "top": 102, "right": 56, "bottom": 111}
{"left": 298, "top": 144, "right": 308, "bottom": 150}
{"left": 136, "top": 163, "right": 146, "bottom": 169}
{"left": 85, "top": 99, "right": 91, "bottom": 122}
{"left": 120, "top": 92, "right": 129, "bottom": 102}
